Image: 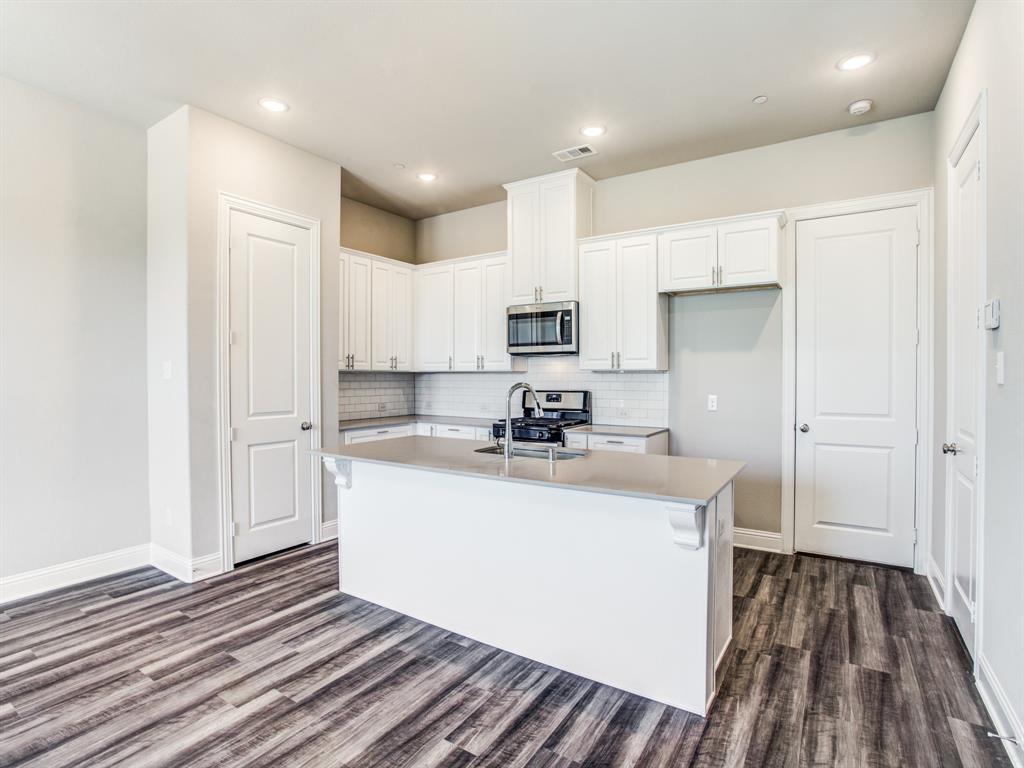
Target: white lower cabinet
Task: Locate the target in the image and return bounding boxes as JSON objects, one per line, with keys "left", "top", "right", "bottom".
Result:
{"left": 344, "top": 424, "right": 414, "bottom": 445}
{"left": 565, "top": 431, "right": 668, "bottom": 454}
{"left": 579, "top": 235, "right": 667, "bottom": 371}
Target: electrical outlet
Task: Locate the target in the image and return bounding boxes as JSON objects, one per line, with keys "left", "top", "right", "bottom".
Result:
{"left": 377, "top": 403, "right": 386, "bottom": 412}
{"left": 161, "top": 361, "right": 172, "bottom": 380}
{"left": 617, "top": 407, "right": 630, "bottom": 417}
{"left": 707, "top": 395, "right": 718, "bottom": 412}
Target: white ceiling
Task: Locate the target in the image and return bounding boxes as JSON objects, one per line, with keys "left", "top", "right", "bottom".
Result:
{"left": 2, "top": 1, "right": 971, "bottom": 219}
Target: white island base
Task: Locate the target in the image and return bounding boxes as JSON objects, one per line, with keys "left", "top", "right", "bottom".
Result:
{"left": 322, "top": 445, "right": 736, "bottom": 717}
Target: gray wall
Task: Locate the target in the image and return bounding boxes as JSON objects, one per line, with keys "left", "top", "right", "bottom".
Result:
{"left": 669, "top": 291, "right": 782, "bottom": 532}
{"left": 416, "top": 200, "right": 506, "bottom": 262}
{"left": 341, "top": 197, "right": 416, "bottom": 263}
{"left": 1, "top": 78, "right": 150, "bottom": 576}
{"left": 932, "top": 0, "right": 1023, "bottom": 740}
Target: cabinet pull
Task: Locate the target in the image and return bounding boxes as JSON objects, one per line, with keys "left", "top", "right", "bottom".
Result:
{"left": 718, "top": 264, "right": 723, "bottom": 285}
{"left": 376, "top": 430, "right": 389, "bottom": 434}
{"left": 447, "top": 428, "right": 459, "bottom": 432}
{"left": 449, "top": 356, "right": 452, "bottom": 370}
{"left": 605, "top": 440, "right": 624, "bottom": 445}
{"left": 539, "top": 286, "right": 543, "bottom": 301}
{"left": 610, "top": 352, "right": 614, "bottom": 368}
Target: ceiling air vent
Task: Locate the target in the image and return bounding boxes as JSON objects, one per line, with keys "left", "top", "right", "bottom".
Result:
{"left": 552, "top": 144, "right": 598, "bottom": 162}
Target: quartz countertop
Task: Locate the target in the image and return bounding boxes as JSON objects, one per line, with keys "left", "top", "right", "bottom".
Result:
{"left": 315, "top": 436, "right": 743, "bottom": 507}
{"left": 566, "top": 424, "right": 668, "bottom": 438}
{"left": 339, "top": 414, "right": 496, "bottom": 431}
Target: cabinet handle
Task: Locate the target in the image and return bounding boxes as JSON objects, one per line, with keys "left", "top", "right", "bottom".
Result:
{"left": 718, "top": 264, "right": 723, "bottom": 285}
{"left": 376, "top": 430, "right": 389, "bottom": 434}
{"left": 610, "top": 352, "right": 614, "bottom": 368}
{"left": 606, "top": 440, "right": 624, "bottom": 445}
{"left": 348, "top": 353, "right": 353, "bottom": 369}
{"left": 711, "top": 264, "right": 717, "bottom": 286}
{"left": 539, "top": 286, "right": 543, "bottom": 302}
{"left": 449, "top": 356, "right": 453, "bottom": 370}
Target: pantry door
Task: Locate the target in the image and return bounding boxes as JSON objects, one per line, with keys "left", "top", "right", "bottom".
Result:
{"left": 794, "top": 207, "right": 918, "bottom": 567}
{"left": 228, "top": 207, "right": 317, "bottom": 564}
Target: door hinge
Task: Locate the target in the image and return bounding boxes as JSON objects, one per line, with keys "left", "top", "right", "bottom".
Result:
{"left": 915, "top": 428, "right": 919, "bottom": 446}
{"left": 913, "top": 528, "right": 918, "bottom": 544}
{"left": 231, "top": 427, "right": 239, "bottom": 441}
{"left": 915, "top": 329, "right": 920, "bottom": 346}
{"left": 229, "top": 331, "right": 238, "bottom": 346}
{"left": 977, "top": 164, "right": 981, "bottom": 182}
{"left": 233, "top": 522, "right": 240, "bottom": 536}
{"left": 974, "top": 456, "right": 979, "bottom": 477}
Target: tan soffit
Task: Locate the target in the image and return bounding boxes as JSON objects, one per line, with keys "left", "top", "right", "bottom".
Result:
{"left": 1, "top": 1, "right": 971, "bottom": 219}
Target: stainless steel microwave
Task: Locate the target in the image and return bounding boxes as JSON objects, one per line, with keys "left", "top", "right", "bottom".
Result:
{"left": 507, "top": 301, "right": 578, "bottom": 356}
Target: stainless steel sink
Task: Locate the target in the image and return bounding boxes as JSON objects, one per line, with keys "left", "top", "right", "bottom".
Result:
{"left": 474, "top": 444, "right": 586, "bottom": 461}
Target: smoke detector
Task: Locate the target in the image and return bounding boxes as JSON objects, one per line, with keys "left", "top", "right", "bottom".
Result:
{"left": 552, "top": 144, "right": 598, "bottom": 162}
{"left": 848, "top": 99, "right": 873, "bottom": 116}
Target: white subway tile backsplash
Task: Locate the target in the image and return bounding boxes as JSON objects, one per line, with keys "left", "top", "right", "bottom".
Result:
{"left": 338, "top": 372, "right": 415, "bottom": 421}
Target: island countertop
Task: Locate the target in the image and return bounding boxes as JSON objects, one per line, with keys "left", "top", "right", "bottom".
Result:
{"left": 316, "top": 436, "right": 743, "bottom": 507}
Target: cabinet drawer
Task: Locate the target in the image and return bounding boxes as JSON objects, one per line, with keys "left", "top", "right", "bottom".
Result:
{"left": 432, "top": 424, "right": 477, "bottom": 440}
{"left": 587, "top": 435, "right": 647, "bottom": 453}
{"left": 344, "top": 424, "right": 413, "bottom": 444}
{"left": 564, "top": 433, "right": 588, "bottom": 450}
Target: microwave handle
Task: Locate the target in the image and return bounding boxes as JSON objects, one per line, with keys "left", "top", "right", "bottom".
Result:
{"left": 555, "top": 311, "right": 563, "bottom": 344}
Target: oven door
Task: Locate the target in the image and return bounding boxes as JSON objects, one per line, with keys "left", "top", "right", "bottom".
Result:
{"left": 507, "top": 301, "right": 578, "bottom": 355}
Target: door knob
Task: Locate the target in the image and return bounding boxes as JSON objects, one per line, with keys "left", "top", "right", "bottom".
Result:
{"left": 942, "top": 442, "right": 960, "bottom": 455}
{"left": 799, "top": 423, "right": 810, "bottom": 433}
{"left": 301, "top": 422, "right": 313, "bottom": 431}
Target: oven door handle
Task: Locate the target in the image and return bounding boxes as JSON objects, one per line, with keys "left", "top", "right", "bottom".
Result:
{"left": 555, "top": 311, "right": 563, "bottom": 344}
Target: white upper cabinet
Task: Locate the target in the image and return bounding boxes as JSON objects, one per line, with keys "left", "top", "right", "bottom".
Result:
{"left": 656, "top": 214, "right": 783, "bottom": 293}
{"left": 579, "top": 234, "right": 666, "bottom": 371}
{"left": 717, "top": 217, "right": 780, "bottom": 288}
{"left": 422, "top": 253, "right": 525, "bottom": 373}
{"left": 657, "top": 226, "right": 717, "bottom": 292}
{"left": 414, "top": 263, "right": 454, "bottom": 371}
{"left": 346, "top": 252, "right": 372, "bottom": 371}
{"left": 370, "top": 260, "right": 413, "bottom": 371}
{"left": 452, "top": 261, "right": 482, "bottom": 371}
{"left": 504, "top": 169, "right": 594, "bottom": 304}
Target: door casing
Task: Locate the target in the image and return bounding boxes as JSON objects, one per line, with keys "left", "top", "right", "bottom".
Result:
{"left": 216, "top": 192, "right": 323, "bottom": 573}
{"left": 780, "top": 188, "right": 935, "bottom": 575}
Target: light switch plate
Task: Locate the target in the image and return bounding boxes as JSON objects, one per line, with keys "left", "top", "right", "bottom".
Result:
{"left": 707, "top": 395, "right": 718, "bottom": 412}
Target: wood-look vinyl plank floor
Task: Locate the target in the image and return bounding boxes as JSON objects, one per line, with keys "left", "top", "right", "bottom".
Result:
{"left": 0, "top": 543, "right": 1012, "bottom": 767}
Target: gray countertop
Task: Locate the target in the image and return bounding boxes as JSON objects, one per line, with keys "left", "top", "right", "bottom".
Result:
{"left": 566, "top": 424, "right": 668, "bottom": 438}
{"left": 339, "top": 414, "right": 496, "bottom": 431}
{"left": 316, "top": 436, "right": 743, "bottom": 507}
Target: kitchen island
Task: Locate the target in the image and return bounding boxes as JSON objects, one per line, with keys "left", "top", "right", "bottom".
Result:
{"left": 317, "top": 436, "right": 743, "bottom": 716}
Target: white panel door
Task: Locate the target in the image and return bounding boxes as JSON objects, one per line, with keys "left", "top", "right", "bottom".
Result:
{"left": 947, "top": 131, "right": 982, "bottom": 655}
{"left": 414, "top": 264, "right": 454, "bottom": 371}
{"left": 657, "top": 226, "right": 717, "bottom": 292}
{"left": 538, "top": 177, "right": 576, "bottom": 302}
{"left": 338, "top": 252, "right": 349, "bottom": 369}
{"left": 348, "top": 254, "right": 372, "bottom": 371}
{"left": 229, "top": 210, "right": 313, "bottom": 563}
{"left": 718, "top": 217, "right": 779, "bottom": 287}
{"left": 452, "top": 262, "right": 482, "bottom": 370}
{"left": 616, "top": 235, "right": 660, "bottom": 370}
{"left": 508, "top": 184, "right": 539, "bottom": 304}
{"left": 578, "top": 241, "right": 617, "bottom": 370}
{"left": 391, "top": 265, "right": 413, "bottom": 371}
{"left": 481, "top": 257, "right": 512, "bottom": 370}
{"left": 370, "top": 261, "right": 393, "bottom": 370}
{"left": 795, "top": 207, "right": 918, "bottom": 567}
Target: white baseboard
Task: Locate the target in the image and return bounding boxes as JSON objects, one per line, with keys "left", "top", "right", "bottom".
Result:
{"left": 733, "top": 527, "right": 783, "bottom": 553}
{"left": 149, "top": 545, "right": 223, "bottom": 583}
{"left": 977, "top": 654, "right": 1024, "bottom": 768}
{"left": 926, "top": 553, "right": 947, "bottom": 611}
{"left": 0, "top": 544, "right": 151, "bottom": 604}
{"left": 321, "top": 520, "right": 338, "bottom": 541}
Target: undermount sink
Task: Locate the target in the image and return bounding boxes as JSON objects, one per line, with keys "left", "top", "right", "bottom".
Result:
{"left": 474, "top": 444, "right": 586, "bottom": 461}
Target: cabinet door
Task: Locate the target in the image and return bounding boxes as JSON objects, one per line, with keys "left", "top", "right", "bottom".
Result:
{"left": 564, "top": 432, "right": 588, "bottom": 450}
{"left": 538, "top": 177, "right": 576, "bottom": 301}
{"left": 452, "top": 261, "right": 482, "bottom": 370}
{"left": 508, "top": 184, "right": 539, "bottom": 304}
{"left": 616, "top": 235, "right": 663, "bottom": 371}
{"left": 338, "top": 252, "right": 349, "bottom": 369}
{"left": 717, "top": 217, "right": 780, "bottom": 288}
{"left": 657, "top": 226, "right": 717, "bottom": 292}
{"left": 480, "top": 257, "right": 513, "bottom": 370}
{"left": 413, "top": 264, "right": 454, "bottom": 371}
{"left": 578, "top": 241, "right": 617, "bottom": 370}
{"left": 391, "top": 265, "right": 413, "bottom": 371}
{"left": 370, "top": 261, "right": 393, "bottom": 370}
{"left": 348, "top": 254, "right": 372, "bottom": 370}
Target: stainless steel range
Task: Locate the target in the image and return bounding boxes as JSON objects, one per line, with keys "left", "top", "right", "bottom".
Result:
{"left": 491, "top": 389, "right": 591, "bottom": 446}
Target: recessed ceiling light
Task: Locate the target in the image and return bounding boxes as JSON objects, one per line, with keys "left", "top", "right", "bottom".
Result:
{"left": 258, "top": 97, "right": 289, "bottom": 113}
{"left": 837, "top": 52, "right": 875, "bottom": 71}
{"left": 848, "top": 99, "right": 874, "bottom": 116}
{"left": 752, "top": 95, "right": 768, "bottom": 104}
{"left": 394, "top": 163, "right": 406, "bottom": 170}
{"left": 417, "top": 172, "right": 438, "bottom": 182}
{"left": 580, "top": 125, "right": 606, "bottom": 138}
